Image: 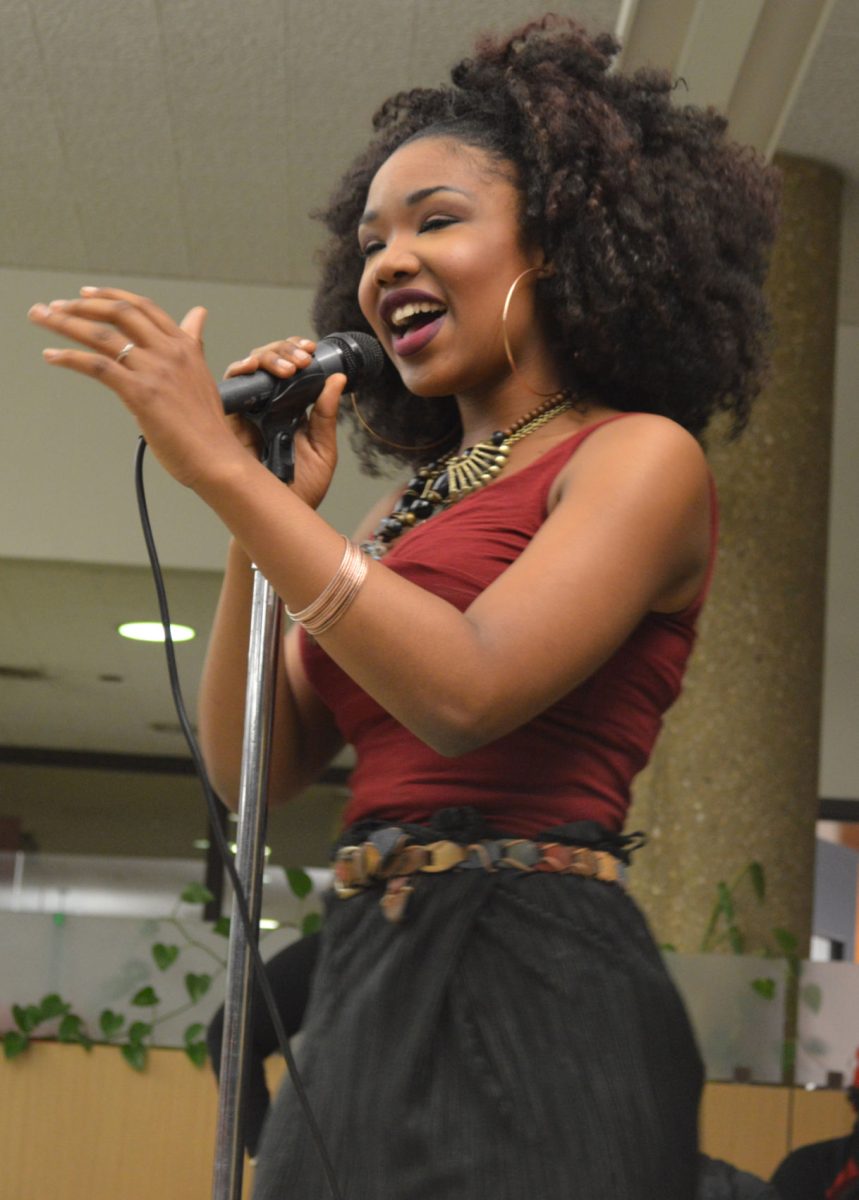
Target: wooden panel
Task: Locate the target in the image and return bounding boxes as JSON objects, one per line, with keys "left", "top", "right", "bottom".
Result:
{"left": 790, "top": 1087, "right": 856, "bottom": 1148}
{"left": 700, "top": 1083, "right": 791, "bottom": 1179}
{"left": 0, "top": 1043, "right": 221, "bottom": 1200}
{"left": 3, "top": 1047, "right": 853, "bottom": 1198}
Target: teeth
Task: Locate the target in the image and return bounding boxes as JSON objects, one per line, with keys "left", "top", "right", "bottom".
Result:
{"left": 389, "top": 301, "right": 446, "bottom": 329}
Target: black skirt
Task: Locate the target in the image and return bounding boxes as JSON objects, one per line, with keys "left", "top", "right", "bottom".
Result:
{"left": 252, "top": 866, "right": 703, "bottom": 1200}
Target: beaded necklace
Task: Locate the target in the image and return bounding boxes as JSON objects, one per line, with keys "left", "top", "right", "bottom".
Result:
{"left": 361, "top": 393, "right": 574, "bottom": 559}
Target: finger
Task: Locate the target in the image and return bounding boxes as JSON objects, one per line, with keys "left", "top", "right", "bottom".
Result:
{"left": 315, "top": 372, "right": 347, "bottom": 419}
{"left": 255, "top": 337, "right": 316, "bottom": 376}
{"left": 78, "top": 286, "right": 178, "bottom": 337}
{"left": 304, "top": 373, "right": 345, "bottom": 448}
{"left": 28, "top": 301, "right": 146, "bottom": 360}
{"left": 223, "top": 354, "right": 260, "bottom": 379}
{"left": 41, "top": 346, "right": 130, "bottom": 392}
{"left": 179, "top": 306, "right": 208, "bottom": 345}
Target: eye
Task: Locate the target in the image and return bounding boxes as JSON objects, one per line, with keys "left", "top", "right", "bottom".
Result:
{"left": 359, "top": 239, "right": 384, "bottom": 260}
{"left": 420, "top": 215, "right": 458, "bottom": 233}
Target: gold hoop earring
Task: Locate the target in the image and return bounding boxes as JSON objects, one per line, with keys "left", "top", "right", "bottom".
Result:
{"left": 501, "top": 266, "right": 559, "bottom": 398}
{"left": 349, "top": 392, "right": 458, "bottom": 453}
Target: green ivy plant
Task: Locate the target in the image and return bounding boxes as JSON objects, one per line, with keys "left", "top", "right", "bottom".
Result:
{"left": 3, "top": 870, "right": 320, "bottom": 1072}
{"left": 680, "top": 860, "right": 822, "bottom": 1080}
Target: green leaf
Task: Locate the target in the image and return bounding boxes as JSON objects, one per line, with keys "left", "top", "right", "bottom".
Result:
{"left": 181, "top": 882, "right": 215, "bottom": 905}
{"left": 38, "top": 993, "right": 71, "bottom": 1021}
{"left": 13, "top": 1003, "right": 42, "bottom": 1034}
{"left": 99, "top": 1009, "right": 125, "bottom": 1038}
{"left": 801, "top": 983, "right": 823, "bottom": 1013}
{"left": 659, "top": 943, "right": 678, "bottom": 954}
{"left": 131, "top": 986, "right": 160, "bottom": 1007}
{"left": 773, "top": 927, "right": 798, "bottom": 956}
{"left": 212, "top": 916, "right": 231, "bottom": 937}
{"left": 185, "top": 973, "right": 212, "bottom": 1004}
{"left": 121, "top": 1042, "right": 148, "bottom": 1072}
{"left": 751, "top": 977, "right": 776, "bottom": 1000}
{"left": 3, "top": 1030, "right": 30, "bottom": 1059}
{"left": 302, "top": 912, "right": 322, "bottom": 937}
{"left": 152, "top": 943, "right": 180, "bottom": 971}
{"left": 286, "top": 867, "right": 313, "bottom": 900}
{"left": 184, "top": 1022, "right": 206, "bottom": 1045}
{"left": 58, "top": 1014, "right": 85, "bottom": 1043}
{"left": 185, "top": 1042, "right": 208, "bottom": 1068}
{"left": 127, "top": 1021, "right": 152, "bottom": 1044}
{"left": 716, "top": 882, "right": 735, "bottom": 922}
{"left": 748, "top": 861, "right": 766, "bottom": 902}
{"left": 727, "top": 925, "right": 745, "bottom": 955}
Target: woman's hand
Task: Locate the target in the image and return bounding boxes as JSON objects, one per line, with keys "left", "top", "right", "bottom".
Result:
{"left": 27, "top": 289, "right": 345, "bottom": 508}
{"left": 224, "top": 336, "right": 346, "bottom": 510}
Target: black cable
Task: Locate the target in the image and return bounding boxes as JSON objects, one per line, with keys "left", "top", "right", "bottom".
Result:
{"left": 134, "top": 437, "right": 344, "bottom": 1200}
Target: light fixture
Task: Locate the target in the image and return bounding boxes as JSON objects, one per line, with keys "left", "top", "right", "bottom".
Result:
{"left": 117, "top": 621, "right": 196, "bottom": 643}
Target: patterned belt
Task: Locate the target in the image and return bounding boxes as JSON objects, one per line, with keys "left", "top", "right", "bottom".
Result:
{"left": 332, "top": 828, "right": 622, "bottom": 923}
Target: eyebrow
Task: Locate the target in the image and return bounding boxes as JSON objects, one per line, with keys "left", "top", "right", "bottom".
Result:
{"left": 359, "top": 185, "right": 473, "bottom": 227}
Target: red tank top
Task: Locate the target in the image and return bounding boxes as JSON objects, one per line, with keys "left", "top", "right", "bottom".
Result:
{"left": 300, "top": 415, "right": 717, "bottom": 837}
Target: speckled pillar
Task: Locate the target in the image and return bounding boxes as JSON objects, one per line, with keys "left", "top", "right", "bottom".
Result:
{"left": 627, "top": 155, "right": 842, "bottom": 953}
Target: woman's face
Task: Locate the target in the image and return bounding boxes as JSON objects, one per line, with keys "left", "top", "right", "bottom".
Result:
{"left": 357, "top": 136, "right": 549, "bottom": 400}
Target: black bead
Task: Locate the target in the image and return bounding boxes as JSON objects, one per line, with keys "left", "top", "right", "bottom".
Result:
{"left": 411, "top": 499, "right": 435, "bottom": 520}
{"left": 491, "top": 431, "right": 506, "bottom": 446}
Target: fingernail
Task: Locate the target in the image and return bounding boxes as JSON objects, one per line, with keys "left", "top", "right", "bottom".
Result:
{"left": 293, "top": 349, "right": 312, "bottom": 364}
{"left": 28, "top": 303, "right": 49, "bottom": 318}
{"left": 43, "top": 349, "right": 61, "bottom": 361}
{"left": 274, "top": 357, "right": 296, "bottom": 372}
{"left": 48, "top": 299, "right": 68, "bottom": 310}
{"left": 298, "top": 339, "right": 314, "bottom": 349}
{"left": 80, "top": 286, "right": 99, "bottom": 295}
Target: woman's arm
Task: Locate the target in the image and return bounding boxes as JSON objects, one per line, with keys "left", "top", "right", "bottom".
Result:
{"left": 29, "top": 290, "right": 711, "bottom": 760}
{"left": 199, "top": 412, "right": 711, "bottom": 757}
{"left": 198, "top": 485, "right": 406, "bottom": 808}
{"left": 197, "top": 539, "right": 345, "bottom": 808}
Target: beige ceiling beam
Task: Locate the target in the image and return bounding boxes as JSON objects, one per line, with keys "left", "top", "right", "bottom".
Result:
{"left": 614, "top": 0, "right": 838, "bottom": 160}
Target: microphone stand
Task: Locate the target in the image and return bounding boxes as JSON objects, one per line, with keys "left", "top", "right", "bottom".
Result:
{"left": 211, "top": 425, "right": 300, "bottom": 1200}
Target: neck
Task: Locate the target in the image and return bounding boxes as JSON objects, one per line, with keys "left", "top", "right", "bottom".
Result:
{"left": 455, "top": 377, "right": 565, "bottom": 448}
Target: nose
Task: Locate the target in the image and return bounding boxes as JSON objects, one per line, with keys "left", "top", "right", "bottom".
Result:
{"left": 371, "top": 236, "right": 421, "bottom": 287}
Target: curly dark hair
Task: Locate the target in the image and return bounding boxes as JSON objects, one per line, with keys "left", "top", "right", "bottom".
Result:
{"left": 312, "top": 15, "right": 780, "bottom": 475}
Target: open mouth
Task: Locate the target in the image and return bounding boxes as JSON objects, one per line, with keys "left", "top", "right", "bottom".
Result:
{"left": 388, "top": 302, "right": 448, "bottom": 357}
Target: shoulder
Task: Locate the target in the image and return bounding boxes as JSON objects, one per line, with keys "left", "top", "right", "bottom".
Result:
{"left": 545, "top": 414, "right": 712, "bottom": 612}
{"left": 551, "top": 413, "right": 710, "bottom": 509}
{"left": 574, "top": 412, "right": 706, "bottom": 471}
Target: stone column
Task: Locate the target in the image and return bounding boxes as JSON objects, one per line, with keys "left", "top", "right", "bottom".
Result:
{"left": 627, "top": 155, "right": 843, "bottom": 953}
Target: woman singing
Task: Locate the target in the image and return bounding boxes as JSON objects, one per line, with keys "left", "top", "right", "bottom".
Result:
{"left": 29, "top": 17, "right": 779, "bottom": 1198}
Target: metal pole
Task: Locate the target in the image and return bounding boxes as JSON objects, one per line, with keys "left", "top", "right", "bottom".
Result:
{"left": 212, "top": 567, "right": 282, "bottom": 1200}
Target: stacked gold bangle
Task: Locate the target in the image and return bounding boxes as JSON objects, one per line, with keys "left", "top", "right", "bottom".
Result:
{"left": 285, "top": 536, "right": 368, "bottom": 637}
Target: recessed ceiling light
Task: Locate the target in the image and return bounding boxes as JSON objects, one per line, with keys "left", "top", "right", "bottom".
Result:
{"left": 117, "top": 622, "right": 196, "bottom": 643}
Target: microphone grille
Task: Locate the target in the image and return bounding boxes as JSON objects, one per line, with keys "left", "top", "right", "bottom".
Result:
{"left": 327, "top": 331, "right": 386, "bottom": 385}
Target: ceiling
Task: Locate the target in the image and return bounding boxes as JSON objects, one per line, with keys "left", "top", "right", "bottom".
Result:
{"left": 0, "top": 0, "right": 857, "bottom": 766}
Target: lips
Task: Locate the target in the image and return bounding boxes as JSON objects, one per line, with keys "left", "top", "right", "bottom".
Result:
{"left": 378, "top": 288, "right": 448, "bottom": 358}
{"left": 379, "top": 287, "right": 445, "bottom": 328}
{"left": 391, "top": 314, "right": 446, "bottom": 357}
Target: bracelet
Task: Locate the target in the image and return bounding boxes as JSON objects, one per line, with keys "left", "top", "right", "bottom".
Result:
{"left": 285, "top": 536, "right": 368, "bottom": 637}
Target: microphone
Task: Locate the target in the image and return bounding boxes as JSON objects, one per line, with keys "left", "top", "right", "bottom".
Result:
{"left": 219, "top": 331, "right": 385, "bottom": 418}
